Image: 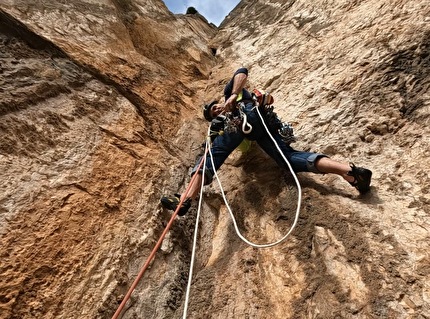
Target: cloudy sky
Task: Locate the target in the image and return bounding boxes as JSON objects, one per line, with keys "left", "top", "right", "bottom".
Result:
{"left": 162, "top": 0, "right": 240, "bottom": 26}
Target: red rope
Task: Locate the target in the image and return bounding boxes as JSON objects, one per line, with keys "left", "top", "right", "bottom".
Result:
{"left": 111, "top": 147, "right": 207, "bottom": 319}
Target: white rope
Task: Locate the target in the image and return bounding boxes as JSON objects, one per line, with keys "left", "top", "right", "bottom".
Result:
{"left": 182, "top": 130, "right": 210, "bottom": 319}
{"left": 240, "top": 108, "right": 253, "bottom": 134}
{"left": 209, "top": 106, "right": 302, "bottom": 248}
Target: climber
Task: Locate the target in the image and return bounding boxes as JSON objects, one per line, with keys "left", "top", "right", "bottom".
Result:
{"left": 161, "top": 68, "right": 372, "bottom": 216}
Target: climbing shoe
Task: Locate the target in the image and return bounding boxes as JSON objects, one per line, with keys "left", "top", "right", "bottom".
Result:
{"left": 347, "top": 164, "right": 372, "bottom": 194}
{"left": 160, "top": 193, "right": 192, "bottom": 216}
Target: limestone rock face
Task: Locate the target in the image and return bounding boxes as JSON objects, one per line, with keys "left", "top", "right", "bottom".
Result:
{"left": 0, "top": 0, "right": 429, "bottom": 318}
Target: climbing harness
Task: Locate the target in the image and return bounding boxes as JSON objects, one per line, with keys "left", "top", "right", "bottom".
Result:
{"left": 223, "top": 111, "right": 243, "bottom": 134}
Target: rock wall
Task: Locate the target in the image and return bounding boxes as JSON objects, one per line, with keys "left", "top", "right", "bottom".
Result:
{"left": 0, "top": 0, "right": 429, "bottom": 318}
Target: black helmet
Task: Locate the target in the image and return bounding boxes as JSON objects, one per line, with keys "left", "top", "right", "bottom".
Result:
{"left": 203, "top": 100, "right": 217, "bottom": 121}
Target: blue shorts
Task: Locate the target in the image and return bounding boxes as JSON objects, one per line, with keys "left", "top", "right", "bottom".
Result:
{"left": 192, "top": 103, "right": 327, "bottom": 184}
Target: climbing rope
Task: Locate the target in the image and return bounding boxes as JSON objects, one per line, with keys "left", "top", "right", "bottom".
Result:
{"left": 209, "top": 105, "right": 302, "bottom": 248}
{"left": 240, "top": 107, "right": 253, "bottom": 134}
{"left": 182, "top": 130, "right": 211, "bottom": 319}
{"left": 111, "top": 148, "right": 209, "bottom": 319}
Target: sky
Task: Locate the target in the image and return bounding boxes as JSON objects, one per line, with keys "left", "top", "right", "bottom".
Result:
{"left": 162, "top": 0, "right": 241, "bottom": 26}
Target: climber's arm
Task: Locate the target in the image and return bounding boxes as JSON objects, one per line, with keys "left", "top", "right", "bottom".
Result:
{"left": 224, "top": 69, "right": 248, "bottom": 112}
